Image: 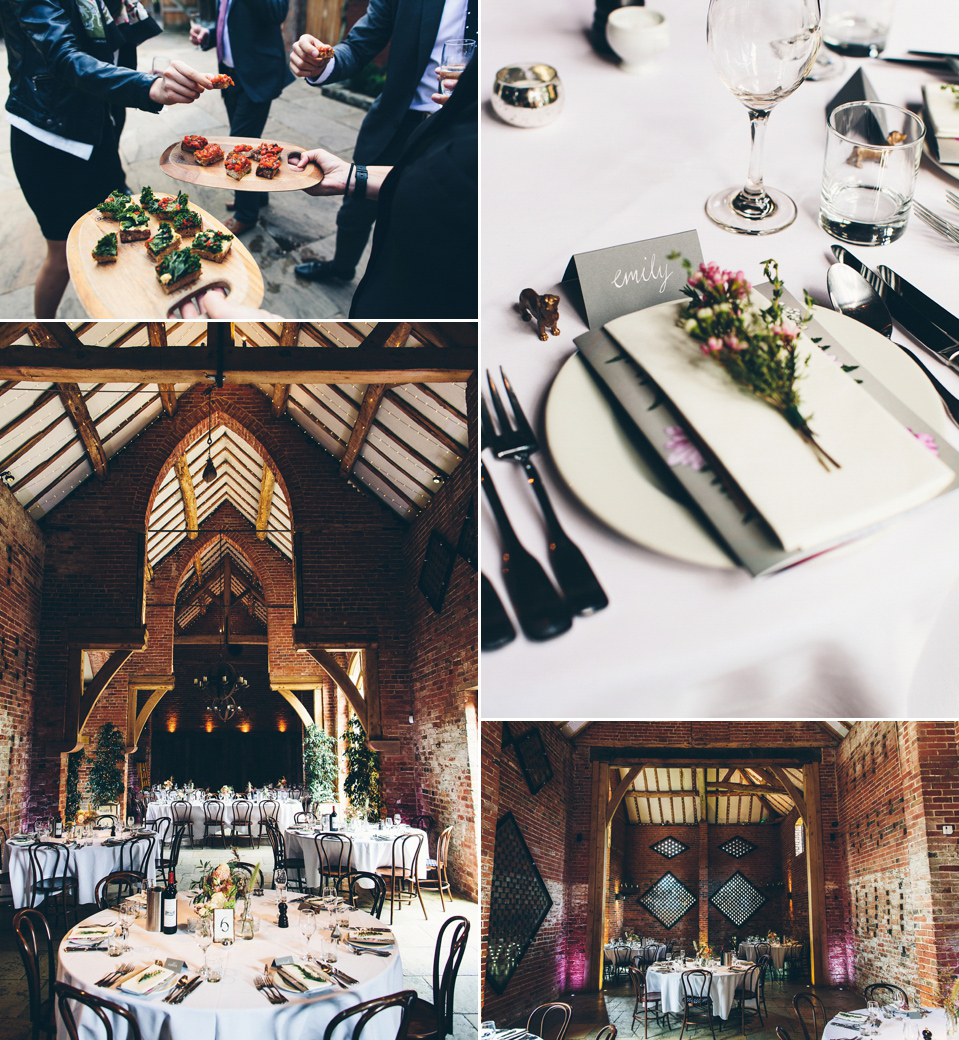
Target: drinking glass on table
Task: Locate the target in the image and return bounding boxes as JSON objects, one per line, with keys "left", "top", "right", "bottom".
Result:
{"left": 196, "top": 917, "right": 213, "bottom": 979}
{"left": 118, "top": 900, "right": 135, "bottom": 940}
{"left": 205, "top": 944, "right": 225, "bottom": 983}
{"left": 436, "top": 39, "right": 475, "bottom": 95}
{"left": 299, "top": 906, "right": 317, "bottom": 961}
{"left": 705, "top": 0, "right": 821, "bottom": 234}
{"left": 821, "top": 0, "right": 895, "bottom": 57}
{"left": 275, "top": 869, "right": 288, "bottom": 905}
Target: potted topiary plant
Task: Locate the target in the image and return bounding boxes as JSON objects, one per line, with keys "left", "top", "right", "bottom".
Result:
{"left": 303, "top": 724, "right": 337, "bottom": 803}
{"left": 344, "top": 714, "right": 383, "bottom": 822}
{"left": 65, "top": 748, "right": 85, "bottom": 825}
{"left": 87, "top": 722, "right": 125, "bottom": 810}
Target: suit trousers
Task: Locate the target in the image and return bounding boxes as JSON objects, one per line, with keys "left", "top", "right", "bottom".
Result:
{"left": 333, "top": 107, "right": 431, "bottom": 275}
{"left": 220, "top": 63, "right": 273, "bottom": 224}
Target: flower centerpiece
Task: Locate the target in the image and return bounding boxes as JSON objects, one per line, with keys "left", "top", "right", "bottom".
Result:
{"left": 693, "top": 940, "right": 714, "bottom": 962}
{"left": 192, "top": 856, "right": 260, "bottom": 917}
{"left": 767, "top": 930, "right": 778, "bottom": 943}
{"left": 673, "top": 256, "right": 840, "bottom": 471}
{"left": 163, "top": 777, "right": 174, "bottom": 790}
{"left": 219, "top": 784, "right": 233, "bottom": 797}
{"left": 939, "top": 968, "right": 959, "bottom": 1033}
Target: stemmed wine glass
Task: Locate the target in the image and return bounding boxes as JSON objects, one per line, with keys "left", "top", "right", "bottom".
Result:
{"left": 274, "top": 869, "right": 288, "bottom": 905}
{"left": 196, "top": 917, "right": 213, "bottom": 980}
{"left": 705, "top": 0, "right": 821, "bottom": 234}
{"left": 299, "top": 907, "right": 316, "bottom": 962}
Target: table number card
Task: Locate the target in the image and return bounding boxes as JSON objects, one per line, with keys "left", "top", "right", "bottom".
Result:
{"left": 563, "top": 230, "right": 703, "bottom": 329}
{"left": 213, "top": 908, "right": 235, "bottom": 943}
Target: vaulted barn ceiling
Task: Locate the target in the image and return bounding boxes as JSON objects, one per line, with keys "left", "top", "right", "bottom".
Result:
{"left": 0, "top": 323, "right": 474, "bottom": 567}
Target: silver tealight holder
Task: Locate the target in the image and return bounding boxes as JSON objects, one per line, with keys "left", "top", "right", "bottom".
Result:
{"left": 491, "top": 63, "right": 564, "bottom": 128}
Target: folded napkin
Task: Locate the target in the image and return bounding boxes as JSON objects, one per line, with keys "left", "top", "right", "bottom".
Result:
{"left": 834, "top": 1013, "right": 868, "bottom": 1024}
{"left": 350, "top": 929, "right": 394, "bottom": 946}
{"left": 604, "top": 299, "right": 955, "bottom": 552}
{"left": 923, "top": 83, "right": 959, "bottom": 164}
{"left": 118, "top": 965, "right": 175, "bottom": 995}
{"left": 275, "top": 962, "right": 334, "bottom": 994}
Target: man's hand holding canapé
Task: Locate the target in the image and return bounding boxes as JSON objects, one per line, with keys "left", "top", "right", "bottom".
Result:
{"left": 290, "top": 34, "right": 335, "bottom": 79}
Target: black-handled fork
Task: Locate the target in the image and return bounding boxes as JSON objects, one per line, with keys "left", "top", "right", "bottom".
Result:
{"left": 481, "top": 462, "right": 572, "bottom": 641}
{"left": 484, "top": 368, "right": 609, "bottom": 616}
{"left": 481, "top": 573, "right": 516, "bottom": 651}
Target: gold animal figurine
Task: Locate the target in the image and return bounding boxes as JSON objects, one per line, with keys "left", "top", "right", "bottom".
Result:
{"left": 519, "top": 288, "right": 560, "bottom": 341}
{"left": 848, "top": 130, "right": 907, "bottom": 167}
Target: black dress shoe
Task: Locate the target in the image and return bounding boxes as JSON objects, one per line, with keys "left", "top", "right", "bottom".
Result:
{"left": 294, "top": 259, "right": 355, "bottom": 282}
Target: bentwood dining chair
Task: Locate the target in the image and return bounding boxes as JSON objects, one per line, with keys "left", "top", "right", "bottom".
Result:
{"left": 777, "top": 1029, "right": 792, "bottom": 1040}
{"left": 595, "top": 1027, "right": 618, "bottom": 1040}
{"left": 294, "top": 811, "right": 317, "bottom": 826}
{"left": 231, "top": 799, "right": 255, "bottom": 847}
{"left": 56, "top": 982, "right": 143, "bottom": 1040}
{"left": 170, "top": 799, "right": 195, "bottom": 848}
{"left": 257, "top": 799, "right": 278, "bottom": 846}
{"left": 421, "top": 826, "right": 454, "bottom": 911}
{"left": 732, "top": 963, "right": 764, "bottom": 1033}
{"left": 94, "top": 815, "right": 118, "bottom": 834}
{"left": 321, "top": 990, "right": 417, "bottom": 1040}
{"left": 26, "top": 841, "right": 77, "bottom": 925}
{"left": 679, "top": 970, "right": 715, "bottom": 1040}
{"left": 13, "top": 908, "right": 56, "bottom": 1040}
{"left": 265, "top": 819, "right": 305, "bottom": 890}
{"left": 377, "top": 832, "right": 427, "bottom": 924}
{"left": 793, "top": 992, "right": 827, "bottom": 1040}
{"left": 118, "top": 834, "right": 153, "bottom": 877}
{"left": 202, "top": 799, "right": 227, "bottom": 847}
{"left": 629, "top": 965, "right": 664, "bottom": 1039}
{"left": 407, "top": 916, "right": 471, "bottom": 1040}
{"left": 526, "top": 1002, "right": 572, "bottom": 1040}
{"left": 755, "top": 956, "right": 771, "bottom": 1017}
{"left": 863, "top": 983, "right": 909, "bottom": 1008}
{"left": 315, "top": 832, "right": 354, "bottom": 892}
{"left": 348, "top": 871, "right": 388, "bottom": 918}
{"left": 95, "top": 871, "right": 143, "bottom": 909}
{"left": 156, "top": 822, "right": 187, "bottom": 881}
{"left": 150, "top": 816, "right": 171, "bottom": 872}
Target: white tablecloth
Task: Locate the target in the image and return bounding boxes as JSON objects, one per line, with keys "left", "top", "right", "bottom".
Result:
{"left": 147, "top": 800, "right": 299, "bottom": 835}
{"left": 823, "top": 1008, "right": 944, "bottom": 1040}
{"left": 482, "top": 0, "right": 959, "bottom": 714}
{"left": 738, "top": 942, "right": 800, "bottom": 971}
{"left": 56, "top": 895, "right": 404, "bottom": 1040}
{"left": 285, "top": 829, "right": 429, "bottom": 890}
{"left": 647, "top": 964, "right": 747, "bottom": 1020}
{"left": 4, "top": 835, "right": 156, "bottom": 908}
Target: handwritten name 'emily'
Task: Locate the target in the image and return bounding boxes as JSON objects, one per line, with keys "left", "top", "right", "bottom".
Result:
{"left": 611, "top": 254, "right": 673, "bottom": 293}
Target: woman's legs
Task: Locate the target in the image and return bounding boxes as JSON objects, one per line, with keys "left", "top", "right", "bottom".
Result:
{"left": 35, "top": 239, "right": 70, "bottom": 318}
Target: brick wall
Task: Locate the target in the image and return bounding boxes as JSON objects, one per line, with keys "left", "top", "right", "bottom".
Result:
{"left": 780, "top": 806, "right": 809, "bottom": 944}
{"left": 0, "top": 483, "right": 43, "bottom": 833}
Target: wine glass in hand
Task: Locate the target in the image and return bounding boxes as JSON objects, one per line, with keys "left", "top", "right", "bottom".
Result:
{"left": 705, "top": 0, "right": 821, "bottom": 234}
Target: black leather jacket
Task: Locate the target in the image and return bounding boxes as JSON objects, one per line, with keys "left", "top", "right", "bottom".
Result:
{"left": 0, "top": 0, "right": 162, "bottom": 146}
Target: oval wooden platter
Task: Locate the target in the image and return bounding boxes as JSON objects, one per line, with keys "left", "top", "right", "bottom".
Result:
{"left": 66, "top": 200, "right": 264, "bottom": 319}
{"left": 159, "top": 136, "right": 324, "bottom": 192}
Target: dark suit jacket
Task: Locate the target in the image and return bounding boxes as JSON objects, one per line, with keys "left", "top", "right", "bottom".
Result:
{"left": 203, "top": 0, "right": 294, "bottom": 104}
{"left": 323, "top": 0, "right": 445, "bottom": 164}
{"left": 350, "top": 54, "right": 476, "bottom": 318}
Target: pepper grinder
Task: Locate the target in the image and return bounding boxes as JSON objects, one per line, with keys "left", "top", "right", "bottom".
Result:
{"left": 592, "top": 0, "right": 645, "bottom": 55}
{"left": 277, "top": 901, "right": 289, "bottom": 928}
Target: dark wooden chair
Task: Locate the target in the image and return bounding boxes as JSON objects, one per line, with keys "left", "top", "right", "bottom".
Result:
{"left": 294, "top": 811, "right": 317, "bottom": 825}
{"left": 26, "top": 841, "right": 77, "bottom": 925}
{"left": 629, "top": 965, "right": 664, "bottom": 1039}
{"left": 156, "top": 822, "right": 187, "bottom": 881}
{"left": 754, "top": 955, "right": 771, "bottom": 1017}
{"left": 257, "top": 799, "right": 278, "bottom": 847}
{"left": 321, "top": 990, "right": 417, "bottom": 1040}
{"left": 732, "top": 963, "right": 764, "bottom": 1033}
{"left": 407, "top": 915, "right": 470, "bottom": 1040}
{"left": 777, "top": 1028, "right": 792, "bottom": 1040}
{"left": 864, "top": 983, "right": 909, "bottom": 1008}
{"left": 56, "top": 982, "right": 143, "bottom": 1040}
{"left": 202, "top": 799, "right": 227, "bottom": 847}
{"left": 595, "top": 1027, "right": 617, "bottom": 1040}
{"left": 266, "top": 818, "right": 305, "bottom": 890}
{"left": 526, "top": 1002, "right": 572, "bottom": 1040}
{"left": 231, "top": 799, "right": 255, "bottom": 847}
{"left": 413, "top": 814, "right": 435, "bottom": 852}
{"left": 95, "top": 870, "right": 144, "bottom": 909}
{"left": 150, "top": 816, "right": 171, "bottom": 872}
{"left": 13, "top": 908, "right": 56, "bottom": 1040}
{"left": 315, "top": 832, "right": 354, "bottom": 892}
{"left": 376, "top": 831, "right": 427, "bottom": 925}
{"left": 94, "top": 814, "right": 117, "bottom": 833}
{"left": 679, "top": 969, "right": 715, "bottom": 1040}
{"left": 793, "top": 992, "right": 827, "bottom": 1040}
{"left": 348, "top": 871, "right": 388, "bottom": 918}
{"left": 170, "top": 800, "right": 195, "bottom": 848}
{"left": 784, "top": 942, "right": 806, "bottom": 980}
{"left": 421, "top": 825, "right": 454, "bottom": 911}
{"left": 118, "top": 834, "right": 153, "bottom": 877}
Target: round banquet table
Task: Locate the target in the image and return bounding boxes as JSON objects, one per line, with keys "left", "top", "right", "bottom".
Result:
{"left": 647, "top": 963, "right": 748, "bottom": 1021}
{"left": 285, "top": 828, "right": 429, "bottom": 890}
{"left": 147, "top": 799, "right": 299, "bottom": 834}
{"left": 56, "top": 894, "right": 404, "bottom": 1040}
{"left": 737, "top": 942, "right": 801, "bottom": 971}
{"left": 823, "top": 1008, "right": 944, "bottom": 1040}
{"left": 482, "top": 0, "right": 959, "bottom": 715}
{"left": 4, "top": 833, "right": 156, "bottom": 909}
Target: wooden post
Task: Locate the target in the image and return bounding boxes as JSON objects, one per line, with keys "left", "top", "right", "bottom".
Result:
{"left": 585, "top": 760, "right": 610, "bottom": 991}
{"left": 698, "top": 768, "right": 709, "bottom": 947}
{"left": 803, "top": 762, "right": 828, "bottom": 985}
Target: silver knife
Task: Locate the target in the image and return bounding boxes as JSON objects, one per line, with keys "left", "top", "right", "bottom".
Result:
{"left": 173, "top": 976, "right": 202, "bottom": 1003}
{"left": 877, "top": 266, "right": 959, "bottom": 342}
{"left": 830, "top": 245, "right": 959, "bottom": 363}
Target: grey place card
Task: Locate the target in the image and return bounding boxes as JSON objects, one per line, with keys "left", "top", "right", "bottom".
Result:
{"left": 562, "top": 230, "right": 703, "bottom": 330}
{"left": 163, "top": 958, "right": 187, "bottom": 973}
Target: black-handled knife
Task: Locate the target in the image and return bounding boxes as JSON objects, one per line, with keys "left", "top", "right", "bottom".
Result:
{"left": 831, "top": 245, "right": 959, "bottom": 362}
{"left": 481, "top": 573, "right": 516, "bottom": 651}
{"left": 877, "top": 265, "right": 959, "bottom": 343}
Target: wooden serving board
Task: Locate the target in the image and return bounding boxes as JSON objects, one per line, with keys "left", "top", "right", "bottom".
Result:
{"left": 159, "top": 136, "right": 324, "bottom": 192}
{"left": 66, "top": 201, "right": 264, "bottom": 319}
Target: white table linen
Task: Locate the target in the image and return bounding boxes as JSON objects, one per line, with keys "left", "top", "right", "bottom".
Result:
{"left": 737, "top": 942, "right": 800, "bottom": 971}
{"left": 147, "top": 800, "right": 299, "bottom": 834}
{"left": 823, "top": 1008, "right": 944, "bottom": 1040}
{"left": 285, "top": 829, "right": 429, "bottom": 890}
{"left": 482, "top": 0, "right": 959, "bottom": 714}
{"left": 647, "top": 964, "right": 746, "bottom": 1020}
{"left": 4, "top": 835, "right": 156, "bottom": 909}
{"left": 56, "top": 895, "right": 404, "bottom": 1040}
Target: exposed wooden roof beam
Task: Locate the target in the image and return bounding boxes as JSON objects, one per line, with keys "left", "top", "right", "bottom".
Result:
{"left": 175, "top": 632, "right": 267, "bottom": 645}
{"left": 384, "top": 389, "right": 466, "bottom": 457}
{"left": 0, "top": 346, "right": 475, "bottom": 383}
{"left": 173, "top": 455, "right": 199, "bottom": 539}
{"left": 341, "top": 385, "right": 386, "bottom": 478}
{"left": 414, "top": 382, "right": 467, "bottom": 423}
{"left": 256, "top": 465, "right": 275, "bottom": 540}
{"left": 709, "top": 780, "right": 788, "bottom": 796}
{"left": 0, "top": 389, "right": 58, "bottom": 442}
{"left": 27, "top": 324, "right": 84, "bottom": 351}
{"left": 57, "top": 383, "right": 107, "bottom": 478}
{"left": 0, "top": 403, "right": 70, "bottom": 473}
{"left": 148, "top": 323, "right": 178, "bottom": 417}
{"left": 359, "top": 322, "right": 412, "bottom": 350}
{"left": 0, "top": 323, "right": 32, "bottom": 347}
{"left": 194, "top": 556, "right": 202, "bottom": 583}
{"left": 271, "top": 384, "right": 290, "bottom": 418}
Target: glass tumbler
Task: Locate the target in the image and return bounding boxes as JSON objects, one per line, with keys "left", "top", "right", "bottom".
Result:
{"left": 822, "top": 0, "right": 896, "bottom": 57}
{"left": 820, "top": 101, "right": 924, "bottom": 246}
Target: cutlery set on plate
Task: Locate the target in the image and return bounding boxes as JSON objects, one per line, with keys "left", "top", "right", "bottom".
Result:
{"left": 481, "top": 368, "right": 608, "bottom": 649}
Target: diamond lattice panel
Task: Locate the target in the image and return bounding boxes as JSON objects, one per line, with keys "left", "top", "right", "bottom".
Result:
{"left": 638, "top": 872, "right": 697, "bottom": 929}
{"left": 718, "top": 837, "right": 757, "bottom": 859}
{"left": 651, "top": 836, "right": 689, "bottom": 860}
{"left": 710, "top": 871, "right": 767, "bottom": 926}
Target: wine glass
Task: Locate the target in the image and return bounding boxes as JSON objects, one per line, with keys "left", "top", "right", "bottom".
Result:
{"left": 274, "top": 869, "right": 288, "bottom": 905}
{"left": 705, "top": 0, "right": 821, "bottom": 234}
{"left": 299, "top": 907, "right": 316, "bottom": 962}
{"left": 196, "top": 917, "right": 213, "bottom": 980}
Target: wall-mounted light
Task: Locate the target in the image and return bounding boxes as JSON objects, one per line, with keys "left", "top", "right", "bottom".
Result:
{"left": 240, "top": 722, "right": 250, "bottom": 733}
{"left": 167, "top": 718, "right": 177, "bottom": 733}
{"left": 205, "top": 718, "right": 213, "bottom": 733}
{"left": 278, "top": 720, "right": 287, "bottom": 733}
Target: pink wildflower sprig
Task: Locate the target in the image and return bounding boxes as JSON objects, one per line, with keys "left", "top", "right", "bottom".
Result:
{"left": 669, "top": 255, "right": 840, "bottom": 472}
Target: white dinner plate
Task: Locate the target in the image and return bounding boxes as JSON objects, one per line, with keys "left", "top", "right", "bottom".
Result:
{"left": 544, "top": 306, "right": 951, "bottom": 569}
{"left": 923, "top": 135, "right": 959, "bottom": 184}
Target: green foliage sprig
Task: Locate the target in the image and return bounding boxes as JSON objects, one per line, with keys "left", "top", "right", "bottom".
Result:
{"left": 65, "top": 748, "right": 85, "bottom": 824}
{"left": 87, "top": 722, "right": 125, "bottom": 808}
{"left": 303, "top": 724, "right": 337, "bottom": 801}
{"left": 673, "top": 256, "right": 840, "bottom": 471}
{"left": 344, "top": 714, "right": 382, "bottom": 822}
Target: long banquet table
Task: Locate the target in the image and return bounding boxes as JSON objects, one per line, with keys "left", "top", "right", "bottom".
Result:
{"left": 482, "top": 0, "right": 959, "bottom": 715}
{"left": 146, "top": 799, "right": 300, "bottom": 835}
{"left": 737, "top": 941, "right": 801, "bottom": 972}
{"left": 56, "top": 893, "right": 404, "bottom": 1040}
{"left": 285, "top": 828, "right": 430, "bottom": 890}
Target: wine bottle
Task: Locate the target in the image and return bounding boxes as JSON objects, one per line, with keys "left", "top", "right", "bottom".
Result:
{"left": 161, "top": 869, "right": 178, "bottom": 934}
{"left": 329, "top": 806, "right": 337, "bottom": 832}
{"left": 53, "top": 812, "right": 62, "bottom": 838}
